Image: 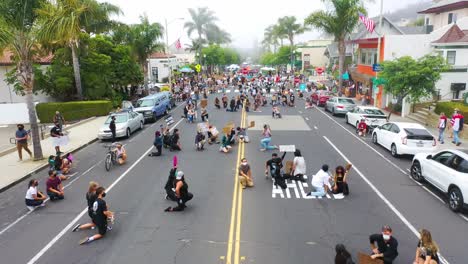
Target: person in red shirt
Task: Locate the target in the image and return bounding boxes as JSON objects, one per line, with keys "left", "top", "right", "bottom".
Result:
{"left": 357, "top": 119, "right": 368, "bottom": 137}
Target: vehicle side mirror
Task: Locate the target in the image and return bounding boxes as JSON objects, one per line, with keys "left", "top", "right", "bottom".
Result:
{"left": 426, "top": 155, "right": 433, "bottom": 160}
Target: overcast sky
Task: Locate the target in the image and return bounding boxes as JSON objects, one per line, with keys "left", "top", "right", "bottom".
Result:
{"left": 102, "top": 0, "right": 424, "bottom": 49}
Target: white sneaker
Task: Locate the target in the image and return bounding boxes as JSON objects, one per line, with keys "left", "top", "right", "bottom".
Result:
{"left": 27, "top": 206, "right": 35, "bottom": 211}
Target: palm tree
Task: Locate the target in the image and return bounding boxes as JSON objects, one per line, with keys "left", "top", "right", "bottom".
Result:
{"left": 185, "top": 38, "right": 206, "bottom": 53}
{"left": 184, "top": 7, "right": 218, "bottom": 40}
{"left": 0, "top": 0, "right": 45, "bottom": 159}
{"left": 277, "top": 16, "right": 307, "bottom": 72}
{"left": 305, "top": 0, "right": 366, "bottom": 89}
{"left": 262, "top": 25, "right": 280, "bottom": 53}
{"left": 37, "top": 0, "right": 120, "bottom": 100}
{"left": 206, "top": 25, "right": 231, "bottom": 45}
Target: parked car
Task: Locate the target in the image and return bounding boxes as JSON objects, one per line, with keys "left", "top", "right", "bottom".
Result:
{"left": 134, "top": 91, "right": 175, "bottom": 122}
{"left": 311, "top": 90, "right": 330, "bottom": 106}
{"left": 98, "top": 110, "right": 144, "bottom": 140}
{"left": 325, "top": 97, "right": 356, "bottom": 116}
{"left": 346, "top": 106, "right": 388, "bottom": 132}
{"left": 310, "top": 90, "right": 331, "bottom": 106}
{"left": 411, "top": 149, "right": 468, "bottom": 212}
{"left": 372, "top": 122, "right": 436, "bottom": 157}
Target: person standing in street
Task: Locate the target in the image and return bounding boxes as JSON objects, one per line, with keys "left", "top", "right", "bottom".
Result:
{"left": 164, "top": 171, "right": 193, "bottom": 212}
{"left": 238, "top": 158, "right": 254, "bottom": 189}
{"left": 46, "top": 170, "right": 64, "bottom": 201}
{"left": 15, "top": 124, "right": 32, "bottom": 161}
{"left": 109, "top": 116, "right": 116, "bottom": 143}
{"left": 307, "top": 164, "right": 332, "bottom": 197}
{"left": 53, "top": 111, "right": 65, "bottom": 130}
{"left": 451, "top": 108, "right": 464, "bottom": 146}
{"left": 437, "top": 112, "right": 447, "bottom": 144}
{"left": 25, "top": 179, "right": 46, "bottom": 210}
{"left": 413, "top": 229, "right": 439, "bottom": 264}
{"left": 50, "top": 122, "right": 64, "bottom": 154}
{"left": 79, "top": 187, "right": 113, "bottom": 245}
{"left": 369, "top": 225, "right": 399, "bottom": 264}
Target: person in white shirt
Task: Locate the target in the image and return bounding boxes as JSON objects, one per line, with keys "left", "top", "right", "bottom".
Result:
{"left": 25, "top": 178, "right": 46, "bottom": 210}
{"left": 308, "top": 164, "right": 331, "bottom": 197}
{"left": 291, "top": 149, "right": 306, "bottom": 182}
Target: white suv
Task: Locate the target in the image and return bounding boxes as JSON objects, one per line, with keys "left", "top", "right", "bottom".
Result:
{"left": 411, "top": 149, "right": 468, "bottom": 212}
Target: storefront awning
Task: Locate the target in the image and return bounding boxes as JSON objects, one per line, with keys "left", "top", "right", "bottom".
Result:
{"left": 349, "top": 68, "right": 373, "bottom": 86}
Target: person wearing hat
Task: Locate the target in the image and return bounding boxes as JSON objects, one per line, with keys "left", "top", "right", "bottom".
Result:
{"left": 165, "top": 171, "right": 193, "bottom": 212}
{"left": 53, "top": 111, "right": 65, "bottom": 130}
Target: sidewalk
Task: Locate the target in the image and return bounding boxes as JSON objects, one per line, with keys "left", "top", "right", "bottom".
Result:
{"left": 385, "top": 110, "right": 466, "bottom": 151}
{"left": 0, "top": 116, "right": 107, "bottom": 192}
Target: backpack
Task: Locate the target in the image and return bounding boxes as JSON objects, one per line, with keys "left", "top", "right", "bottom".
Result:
{"left": 345, "top": 256, "right": 355, "bottom": 264}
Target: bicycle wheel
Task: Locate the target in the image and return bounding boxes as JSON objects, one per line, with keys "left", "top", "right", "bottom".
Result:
{"left": 105, "top": 153, "right": 112, "bottom": 171}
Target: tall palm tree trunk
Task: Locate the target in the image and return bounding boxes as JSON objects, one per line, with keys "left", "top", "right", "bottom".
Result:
{"left": 289, "top": 38, "right": 294, "bottom": 73}
{"left": 19, "top": 59, "right": 43, "bottom": 160}
{"left": 337, "top": 38, "right": 345, "bottom": 91}
{"left": 71, "top": 43, "right": 83, "bottom": 100}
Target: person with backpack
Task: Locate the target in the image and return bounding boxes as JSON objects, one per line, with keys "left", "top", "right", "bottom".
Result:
{"left": 265, "top": 152, "right": 287, "bottom": 189}
{"left": 335, "top": 244, "right": 354, "bottom": 264}
{"left": 164, "top": 171, "right": 193, "bottom": 212}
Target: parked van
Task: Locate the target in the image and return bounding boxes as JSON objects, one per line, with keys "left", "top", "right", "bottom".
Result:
{"left": 134, "top": 92, "right": 175, "bottom": 122}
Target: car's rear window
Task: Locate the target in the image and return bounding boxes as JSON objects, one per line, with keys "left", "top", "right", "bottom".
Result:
{"left": 404, "top": 128, "right": 433, "bottom": 140}
{"left": 364, "top": 109, "right": 385, "bottom": 115}
{"left": 338, "top": 99, "right": 355, "bottom": 104}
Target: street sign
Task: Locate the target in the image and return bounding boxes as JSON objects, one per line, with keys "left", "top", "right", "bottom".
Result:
{"left": 372, "top": 64, "right": 383, "bottom": 72}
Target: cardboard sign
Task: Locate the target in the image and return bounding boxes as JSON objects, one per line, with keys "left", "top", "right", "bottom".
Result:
{"left": 201, "top": 99, "right": 208, "bottom": 108}
{"left": 249, "top": 121, "right": 255, "bottom": 128}
{"left": 222, "top": 127, "right": 231, "bottom": 134}
{"left": 279, "top": 145, "right": 296, "bottom": 152}
{"left": 358, "top": 252, "right": 384, "bottom": 264}
{"left": 197, "top": 122, "right": 209, "bottom": 133}
{"left": 284, "top": 160, "right": 293, "bottom": 175}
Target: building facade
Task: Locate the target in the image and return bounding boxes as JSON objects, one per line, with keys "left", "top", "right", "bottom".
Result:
{"left": 147, "top": 52, "right": 179, "bottom": 84}
{"left": 419, "top": 0, "right": 468, "bottom": 31}
{"left": 297, "top": 40, "right": 333, "bottom": 71}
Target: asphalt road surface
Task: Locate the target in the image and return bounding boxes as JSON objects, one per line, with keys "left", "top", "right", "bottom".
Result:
{"left": 0, "top": 91, "right": 466, "bottom": 264}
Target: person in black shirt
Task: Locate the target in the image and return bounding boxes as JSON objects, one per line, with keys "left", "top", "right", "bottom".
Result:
{"left": 265, "top": 152, "right": 287, "bottom": 180}
{"left": 165, "top": 168, "right": 178, "bottom": 201}
{"left": 228, "top": 98, "right": 236, "bottom": 112}
{"left": 170, "top": 129, "right": 182, "bottom": 151}
{"left": 369, "top": 225, "right": 398, "bottom": 264}
{"left": 79, "top": 187, "right": 113, "bottom": 245}
{"left": 165, "top": 171, "right": 193, "bottom": 212}
{"left": 72, "top": 181, "right": 99, "bottom": 232}
{"left": 335, "top": 244, "right": 353, "bottom": 264}
{"left": 414, "top": 229, "right": 439, "bottom": 264}
{"left": 50, "top": 122, "right": 63, "bottom": 153}
{"left": 109, "top": 116, "right": 116, "bottom": 143}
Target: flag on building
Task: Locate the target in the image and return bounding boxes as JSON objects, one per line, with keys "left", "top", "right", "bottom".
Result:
{"left": 175, "top": 39, "right": 182, "bottom": 50}
{"left": 358, "top": 13, "right": 375, "bottom": 33}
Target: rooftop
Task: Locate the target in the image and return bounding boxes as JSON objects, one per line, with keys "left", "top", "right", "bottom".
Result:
{"left": 0, "top": 50, "right": 53, "bottom": 66}
{"left": 149, "top": 52, "right": 176, "bottom": 59}
{"left": 432, "top": 24, "right": 468, "bottom": 44}
{"left": 418, "top": 0, "right": 468, "bottom": 14}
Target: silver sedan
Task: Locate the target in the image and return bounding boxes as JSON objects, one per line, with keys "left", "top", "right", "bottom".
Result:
{"left": 325, "top": 97, "right": 356, "bottom": 116}
{"left": 98, "top": 110, "right": 144, "bottom": 140}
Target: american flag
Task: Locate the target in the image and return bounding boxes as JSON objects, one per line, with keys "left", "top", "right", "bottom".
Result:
{"left": 358, "top": 13, "right": 375, "bottom": 33}
{"left": 175, "top": 39, "right": 182, "bottom": 50}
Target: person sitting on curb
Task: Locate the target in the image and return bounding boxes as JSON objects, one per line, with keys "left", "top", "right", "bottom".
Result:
{"left": 46, "top": 170, "right": 64, "bottom": 201}
{"left": 238, "top": 158, "right": 254, "bottom": 189}
{"left": 25, "top": 178, "right": 46, "bottom": 211}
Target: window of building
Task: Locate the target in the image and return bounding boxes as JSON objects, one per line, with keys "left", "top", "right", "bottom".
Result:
{"left": 447, "top": 51, "right": 456, "bottom": 65}
{"left": 425, "top": 17, "right": 430, "bottom": 25}
{"left": 359, "top": 48, "right": 378, "bottom": 66}
{"left": 448, "top": 13, "right": 457, "bottom": 24}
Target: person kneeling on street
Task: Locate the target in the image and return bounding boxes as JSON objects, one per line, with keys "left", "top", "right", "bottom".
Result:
{"left": 369, "top": 225, "right": 399, "bottom": 264}
{"left": 165, "top": 171, "right": 193, "bottom": 212}
{"left": 208, "top": 125, "right": 220, "bottom": 144}
{"left": 150, "top": 131, "right": 163, "bottom": 156}
{"left": 291, "top": 149, "right": 306, "bottom": 182}
{"left": 236, "top": 127, "right": 249, "bottom": 143}
{"left": 195, "top": 130, "right": 206, "bottom": 151}
{"left": 239, "top": 158, "right": 254, "bottom": 189}
{"left": 170, "top": 129, "right": 182, "bottom": 151}
{"left": 307, "top": 164, "right": 332, "bottom": 197}
{"left": 25, "top": 178, "right": 46, "bottom": 210}
{"left": 79, "top": 187, "right": 114, "bottom": 245}
{"left": 165, "top": 167, "right": 178, "bottom": 201}
{"left": 46, "top": 170, "right": 64, "bottom": 201}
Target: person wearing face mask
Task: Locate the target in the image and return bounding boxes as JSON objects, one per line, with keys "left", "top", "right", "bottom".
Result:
{"left": 15, "top": 124, "right": 32, "bottom": 161}
{"left": 25, "top": 179, "right": 46, "bottom": 210}
{"left": 72, "top": 181, "right": 99, "bottom": 232}
{"left": 369, "top": 225, "right": 399, "bottom": 264}
{"left": 164, "top": 171, "right": 193, "bottom": 212}
{"left": 79, "top": 187, "right": 113, "bottom": 245}
{"left": 238, "top": 158, "right": 254, "bottom": 189}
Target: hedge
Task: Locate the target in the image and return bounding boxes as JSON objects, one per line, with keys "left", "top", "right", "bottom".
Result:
{"left": 36, "top": 100, "right": 113, "bottom": 123}
{"left": 435, "top": 101, "right": 468, "bottom": 123}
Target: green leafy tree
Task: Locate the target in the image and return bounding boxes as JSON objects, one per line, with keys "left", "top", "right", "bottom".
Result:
{"left": 262, "top": 25, "right": 280, "bottom": 53}
{"left": 380, "top": 55, "right": 450, "bottom": 116}
{"left": 0, "top": 0, "right": 45, "bottom": 159}
{"left": 276, "top": 46, "right": 293, "bottom": 65}
{"left": 37, "top": 0, "right": 121, "bottom": 100}
{"left": 223, "top": 48, "right": 240, "bottom": 65}
{"left": 260, "top": 52, "right": 277, "bottom": 66}
{"left": 305, "top": 0, "right": 366, "bottom": 89}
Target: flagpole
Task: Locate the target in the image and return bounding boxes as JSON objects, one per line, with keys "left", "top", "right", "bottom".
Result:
{"left": 165, "top": 18, "right": 184, "bottom": 91}
{"left": 374, "top": 0, "right": 383, "bottom": 107}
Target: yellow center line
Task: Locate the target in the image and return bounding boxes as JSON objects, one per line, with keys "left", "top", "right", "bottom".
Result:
{"left": 226, "top": 102, "right": 246, "bottom": 263}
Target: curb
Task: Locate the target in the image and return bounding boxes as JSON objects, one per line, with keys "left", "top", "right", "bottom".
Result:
{"left": 0, "top": 137, "right": 99, "bottom": 194}
{"left": 0, "top": 116, "right": 98, "bottom": 158}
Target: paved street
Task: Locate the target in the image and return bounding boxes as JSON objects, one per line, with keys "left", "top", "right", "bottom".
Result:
{"left": 0, "top": 92, "right": 466, "bottom": 264}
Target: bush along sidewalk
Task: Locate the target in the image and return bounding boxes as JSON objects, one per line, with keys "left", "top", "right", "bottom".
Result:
{"left": 36, "top": 101, "right": 113, "bottom": 123}
{"left": 435, "top": 101, "right": 468, "bottom": 124}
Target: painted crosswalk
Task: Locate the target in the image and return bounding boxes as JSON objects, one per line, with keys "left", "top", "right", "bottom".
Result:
{"left": 272, "top": 175, "right": 345, "bottom": 200}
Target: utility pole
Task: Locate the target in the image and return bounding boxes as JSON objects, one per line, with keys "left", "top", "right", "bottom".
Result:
{"left": 165, "top": 18, "right": 184, "bottom": 90}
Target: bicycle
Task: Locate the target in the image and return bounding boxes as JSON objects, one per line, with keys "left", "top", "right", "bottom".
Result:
{"left": 104, "top": 144, "right": 118, "bottom": 171}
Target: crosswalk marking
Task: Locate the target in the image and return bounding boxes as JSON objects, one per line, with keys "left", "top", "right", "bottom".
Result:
{"left": 272, "top": 175, "right": 346, "bottom": 200}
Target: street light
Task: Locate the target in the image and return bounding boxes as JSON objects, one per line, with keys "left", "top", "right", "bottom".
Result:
{"left": 165, "top": 17, "right": 184, "bottom": 90}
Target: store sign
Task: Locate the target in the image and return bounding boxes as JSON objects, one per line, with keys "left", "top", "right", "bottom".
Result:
{"left": 372, "top": 64, "right": 383, "bottom": 72}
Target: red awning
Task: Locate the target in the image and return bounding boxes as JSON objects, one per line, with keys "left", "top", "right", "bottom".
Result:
{"left": 349, "top": 38, "right": 379, "bottom": 44}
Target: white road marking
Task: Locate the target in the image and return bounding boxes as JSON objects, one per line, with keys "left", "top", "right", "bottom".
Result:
{"left": 421, "top": 186, "right": 446, "bottom": 204}
{"left": 406, "top": 168, "right": 410, "bottom": 172}
{"left": 458, "top": 213, "right": 468, "bottom": 223}
{"left": 314, "top": 126, "right": 318, "bottom": 130}
{"left": 298, "top": 111, "right": 303, "bottom": 114}
{"left": 26, "top": 118, "right": 185, "bottom": 264}
{"left": 323, "top": 136, "right": 450, "bottom": 264}
{"left": 316, "top": 107, "right": 409, "bottom": 176}
{"left": 305, "top": 117, "right": 309, "bottom": 121}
